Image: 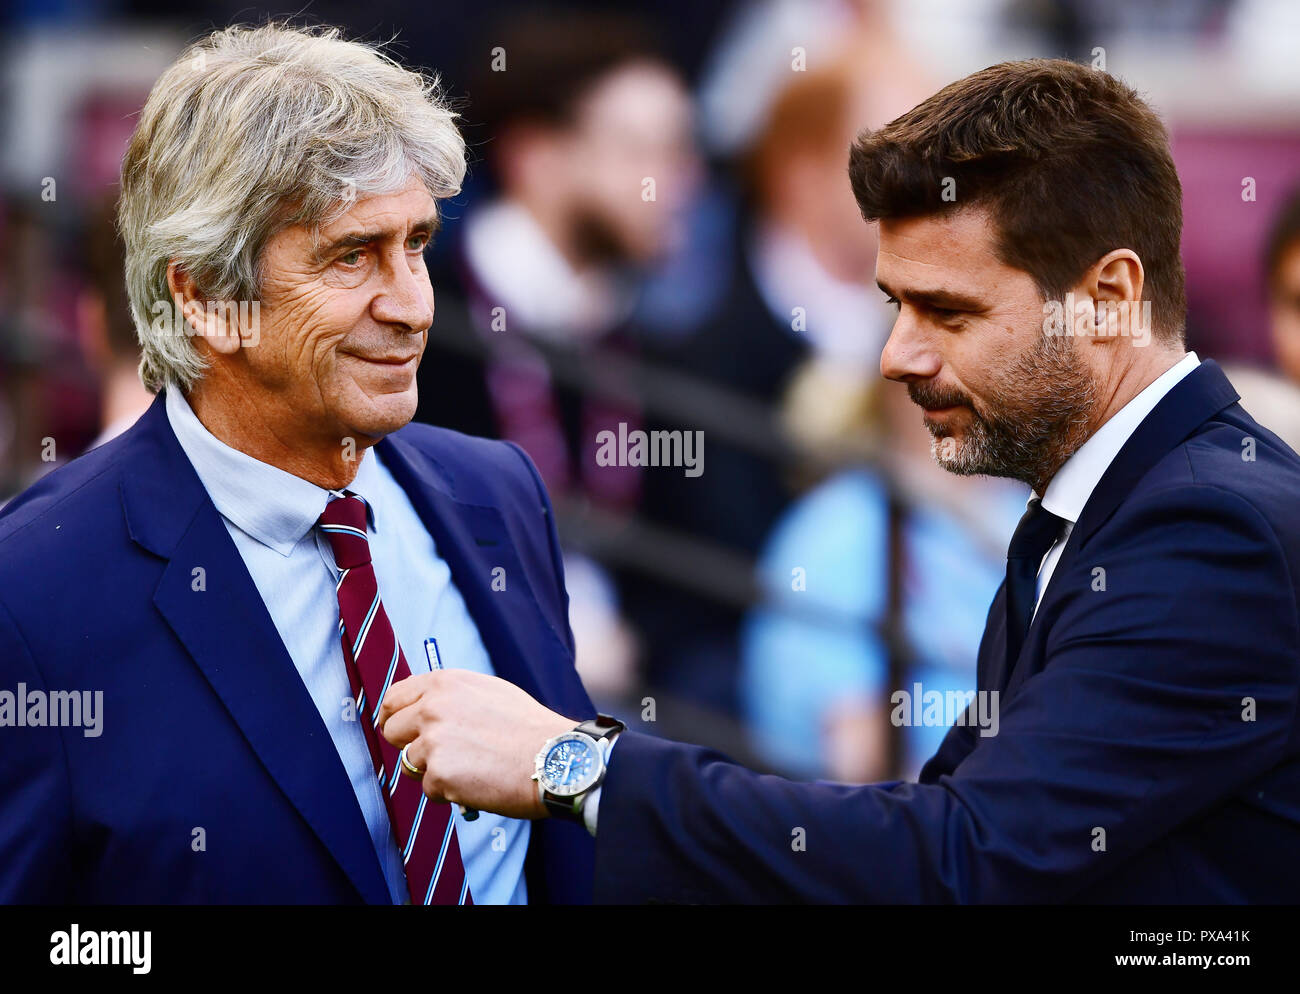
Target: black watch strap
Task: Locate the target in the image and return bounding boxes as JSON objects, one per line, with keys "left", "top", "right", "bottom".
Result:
{"left": 574, "top": 713, "right": 626, "bottom": 742}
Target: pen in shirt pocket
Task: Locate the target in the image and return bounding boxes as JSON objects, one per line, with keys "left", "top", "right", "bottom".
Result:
{"left": 424, "top": 638, "right": 480, "bottom": 821}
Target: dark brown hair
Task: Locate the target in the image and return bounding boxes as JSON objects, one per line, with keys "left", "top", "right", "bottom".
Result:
{"left": 1265, "top": 185, "right": 1300, "bottom": 291}
{"left": 468, "top": 10, "right": 663, "bottom": 148}
{"left": 848, "top": 59, "right": 1186, "bottom": 340}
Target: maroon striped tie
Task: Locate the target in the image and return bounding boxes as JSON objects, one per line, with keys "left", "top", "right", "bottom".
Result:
{"left": 318, "top": 491, "right": 472, "bottom": 905}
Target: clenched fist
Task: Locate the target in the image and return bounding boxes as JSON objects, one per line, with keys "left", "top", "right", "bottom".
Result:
{"left": 377, "top": 669, "right": 576, "bottom": 819}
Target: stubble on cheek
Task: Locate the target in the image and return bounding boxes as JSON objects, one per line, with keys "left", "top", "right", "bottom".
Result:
{"left": 923, "top": 324, "right": 1099, "bottom": 487}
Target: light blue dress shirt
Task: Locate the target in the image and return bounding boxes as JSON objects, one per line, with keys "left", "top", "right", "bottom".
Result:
{"left": 165, "top": 387, "right": 529, "bottom": 904}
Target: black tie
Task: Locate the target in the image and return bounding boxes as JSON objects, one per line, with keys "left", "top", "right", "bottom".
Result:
{"left": 1004, "top": 497, "right": 1066, "bottom": 673}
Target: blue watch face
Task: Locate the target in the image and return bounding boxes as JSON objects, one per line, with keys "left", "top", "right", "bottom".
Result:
{"left": 542, "top": 736, "right": 599, "bottom": 795}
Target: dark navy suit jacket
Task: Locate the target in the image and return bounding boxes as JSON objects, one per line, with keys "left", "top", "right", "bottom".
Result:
{"left": 593, "top": 360, "right": 1300, "bottom": 903}
{"left": 0, "top": 391, "right": 596, "bottom": 903}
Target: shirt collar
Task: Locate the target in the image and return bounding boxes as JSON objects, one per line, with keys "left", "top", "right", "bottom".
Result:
{"left": 1039, "top": 351, "right": 1200, "bottom": 524}
{"left": 164, "top": 386, "right": 380, "bottom": 556}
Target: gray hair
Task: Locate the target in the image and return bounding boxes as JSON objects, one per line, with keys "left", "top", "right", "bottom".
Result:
{"left": 119, "top": 23, "right": 467, "bottom": 393}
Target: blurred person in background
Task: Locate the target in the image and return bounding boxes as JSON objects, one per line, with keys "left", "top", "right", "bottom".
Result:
{"left": 0, "top": 200, "right": 98, "bottom": 498}
{"left": 0, "top": 35, "right": 162, "bottom": 498}
{"left": 1264, "top": 186, "right": 1300, "bottom": 387}
{"left": 413, "top": 10, "right": 701, "bottom": 707}
{"left": 81, "top": 198, "right": 152, "bottom": 448}
{"left": 629, "top": 55, "right": 918, "bottom": 716}
{"left": 642, "top": 61, "right": 886, "bottom": 557}
{"left": 415, "top": 9, "right": 698, "bottom": 499}
{"left": 1221, "top": 185, "right": 1300, "bottom": 453}
{"left": 742, "top": 377, "right": 1024, "bottom": 783}
{"left": 623, "top": 2, "right": 937, "bottom": 727}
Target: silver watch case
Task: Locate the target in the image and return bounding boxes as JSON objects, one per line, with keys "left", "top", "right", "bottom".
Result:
{"left": 532, "top": 730, "right": 608, "bottom": 798}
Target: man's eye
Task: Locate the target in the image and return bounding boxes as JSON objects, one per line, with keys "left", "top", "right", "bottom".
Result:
{"left": 927, "top": 303, "right": 968, "bottom": 322}
{"left": 407, "top": 234, "right": 430, "bottom": 252}
{"left": 339, "top": 249, "right": 363, "bottom": 266}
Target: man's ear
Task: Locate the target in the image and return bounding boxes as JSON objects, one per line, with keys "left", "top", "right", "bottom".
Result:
{"left": 1092, "top": 249, "right": 1144, "bottom": 307}
{"left": 1079, "top": 249, "right": 1144, "bottom": 343}
{"left": 166, "top": 260, "right": 242, "bottom": 357}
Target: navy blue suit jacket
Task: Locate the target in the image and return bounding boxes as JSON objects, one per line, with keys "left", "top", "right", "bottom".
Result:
{"left": 0, "top": 392, "right": 596, "bottom": 903}
{"left": 593, "top": 360, "right": 1300, "bottom": 903}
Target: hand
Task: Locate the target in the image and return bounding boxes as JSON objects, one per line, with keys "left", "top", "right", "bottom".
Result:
{"left": 377, "top": 669, "right": 574, "bottom": 819}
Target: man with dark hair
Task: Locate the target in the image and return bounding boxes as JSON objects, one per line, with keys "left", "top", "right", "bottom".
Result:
{"left": 373, "top": 59, "right": 1300, "bottom": 903}
{"left": 411, "top": 9, "right": 700, "bottom": 724}
{"left": 850, "top": 59, "right": 1187, "bottom": 341}
{"left": 1265, "top": 186, "right": 1300, "bottom": 386}
{"left": 414, "top": 9, "right": 697, "bottom": 475}
{"left": 81, "top": 198, "right": 152, "bottom": 448}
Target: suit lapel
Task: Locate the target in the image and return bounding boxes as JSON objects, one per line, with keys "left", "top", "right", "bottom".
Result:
{"left": 121, "top": 395, "right": 390, "bottom": 904}
{"left": 999, "top": 360, "right": 1241, "bottom": 700}
{"left": 977, "top": 582, "right": 1009, "bottom": 694}
{"left": 375, "top": 432, "right": 574, "bottom": 711}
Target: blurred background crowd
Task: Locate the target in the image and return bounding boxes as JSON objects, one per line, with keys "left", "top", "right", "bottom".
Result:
{"left": 3, "top": 0, "right": 1300, "bottom": 783}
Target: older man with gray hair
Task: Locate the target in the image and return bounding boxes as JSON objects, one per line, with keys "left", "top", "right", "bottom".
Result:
{"left": 0, "top": 23, "right": 598, "bottom": 904}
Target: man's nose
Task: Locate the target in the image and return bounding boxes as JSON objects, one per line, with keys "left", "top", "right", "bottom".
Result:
{"left": 373, "top": 254, "right": 434, "bottom": 333}
{"left": 879, "top": 312, "right": 941, "bottom": 383}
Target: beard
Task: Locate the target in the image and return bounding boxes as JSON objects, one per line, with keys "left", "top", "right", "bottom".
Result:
{"left": 909, "top": 331, "right": 1099, "bottom": 490}
{"left": 569, "top": 207, "right": 634, "bottom": 267}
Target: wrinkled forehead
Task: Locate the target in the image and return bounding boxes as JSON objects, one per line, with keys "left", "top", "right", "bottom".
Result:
{"left": 291, "top": 179, "right": 441, "bottom": 260}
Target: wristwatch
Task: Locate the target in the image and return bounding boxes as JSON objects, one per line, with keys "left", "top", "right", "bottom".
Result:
{"left": 532, "top": 714, "right": 625, "bottom": 822}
